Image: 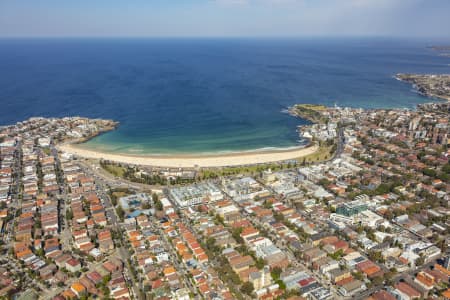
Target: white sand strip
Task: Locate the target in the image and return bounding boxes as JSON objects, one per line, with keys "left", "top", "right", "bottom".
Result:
{"left": 57, "top": 143, "right": 319, "bottom": 168}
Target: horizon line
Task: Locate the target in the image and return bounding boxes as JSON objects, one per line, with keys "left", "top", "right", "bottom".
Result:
{"left": 0, "top": 35, "right": 450, "bottom": 40}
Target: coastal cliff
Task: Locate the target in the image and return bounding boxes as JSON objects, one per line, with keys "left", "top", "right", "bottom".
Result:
{"left": 288, "top": 104, "right": 329, "bottom": 124}
{"left": 396, "top": 73, "right": 450, "bottom": 102}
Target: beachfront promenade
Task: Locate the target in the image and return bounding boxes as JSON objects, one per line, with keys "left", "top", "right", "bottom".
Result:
{"left": 58, "top": 143, "right": 319, "bottom": 168}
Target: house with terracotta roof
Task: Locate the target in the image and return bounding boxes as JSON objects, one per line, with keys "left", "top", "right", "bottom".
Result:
{"left": 92, "top": 213, "right": 107, "bottom": 226}
{"left": 79, "top": 275, "right": 96, "bottom": 292}
{"left": 163, "top": 266, "right": 176, "bottom": 277}
{"left": 198, "top": 283, "right": 211, "bottom": 297}
{"left": 356, "top": 260, "right": 383, "bottom": 279}
{"left": 54, "top": 254, "right": 72, "bottom": 268}
{"left": 102, "top": 260, "right": 121, "bottom": 274}
{"left": 110, "top": 286, "right": 130, "bottom": 299}
{"left": 98, "top": 229, "right": 114, "bottom": 252}
{"left": 414, "top": 271, "right": 435, "bottom": 291}
{"left": 60, "top": 288, "right": 77, "bottom": 299}
{"left": 72, "top": 228, "right": 88, "bottom": 238}
{"left": 303, "top": 247, "right": 327, "bottom": 265}
{"left": 328, "top": 268, "right": 351, "bottom": 284}
{"left": 229, "top": 255, "right": 254, "bottom": 273}
{"left": 197, "top": 253, "right": 209, "bottom": 263}
{"left": 16, "top": 248, "right": 33, "bottom": 260}
{"left": 65, "top": 258, "right": 81, "bottom": 273}
{"left": 44, "top": 238, "right": 60, "bottom": 255}
{"left": 70, "top": 282, "right": 86, "bottom": 297}
{"left": 85, "top": 271, "right": 100, "bottom": 286}
{"left": 338, "top": 279, "right": 366, "bottom": 297}
{"left": 393, "top": 282, "right": 421, "bottom": 300}
{"left": 86, "top": 219, "right": 95, "bottom": 229}
{"left": 240, "top": 227, "right": 260, "bottom": 243}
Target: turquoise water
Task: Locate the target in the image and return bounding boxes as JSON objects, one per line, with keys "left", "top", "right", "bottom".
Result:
{"left": 0, "top": 38, "right": 448, "bottom": 154}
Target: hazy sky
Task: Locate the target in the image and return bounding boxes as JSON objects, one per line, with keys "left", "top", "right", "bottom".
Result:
{"left": 1, "top": 0, "right": 449, "bottom": 38}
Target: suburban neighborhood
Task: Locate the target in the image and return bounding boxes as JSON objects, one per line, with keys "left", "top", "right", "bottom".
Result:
{"left": 0, "top": 102, "right": 449, "bottom": 300}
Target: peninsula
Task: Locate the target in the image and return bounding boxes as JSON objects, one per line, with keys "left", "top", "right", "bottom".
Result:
{"left": 396, "top": 73, "right": 450, "bottom": 101}
{"left": 288, "top": 103, "right": 329, "bottom": 123}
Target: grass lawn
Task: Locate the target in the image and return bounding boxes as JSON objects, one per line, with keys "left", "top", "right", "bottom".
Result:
{"left": 102, "top": 163, "right": 126, "bottom": 177}
{"left": 298, "top": 145, "right": 334, "bottom": 163}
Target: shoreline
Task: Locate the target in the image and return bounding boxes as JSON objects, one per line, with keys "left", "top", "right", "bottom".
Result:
{"left": 74, "top": 143, "right": 309, "bottom": 156}
{"left": 57, "top": 143, "right": 319, "bottom": 168}
{"left": 395, "top": 73, "right": 450, "bottom": 102}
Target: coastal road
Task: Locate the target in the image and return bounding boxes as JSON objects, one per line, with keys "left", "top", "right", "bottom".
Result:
{"left": 78, "top": 159, "right": 162, "bottom": 192}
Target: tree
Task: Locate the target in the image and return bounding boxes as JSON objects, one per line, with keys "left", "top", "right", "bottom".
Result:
{"left": 103, "top": 274, "right": 112, "bottom": 285}
{"left": 36, "top": 248, "right": 45, "bottom": 257}
{"left": 371, "top": 275, "right": 384, "bottom": 286}
{"left": 110, "top": 194, "right": 117, "bottom": 207}
{"left": 153, "top": 193, "right": 162, "bottom": 211}
{"left": 415, "top": 255, "right": 425, "bottom": 266}
{"left": 353, "top": 271, "right": 364, "bottom": 281}
{"left": 152, "top": 192, "right": 159, "bottom": 203}
{"left": 206, "top": 237, "right": 219, "bottom": 253}
{"left": 368, "top": 250, "right": 384, "bottom": 263}
{"left": 442, "top": 163, "right": 450, "bottom": 174}
{"left": 66, "top": 208, "right": 73, "bottom": 221}
{"left": 273, "top": 212, "right": 284, "bottom": 222}
{"left": 79, "top": 295, "right": 88, "bottom": 300}
{"left": 329, "top": 249, "right": 344, "bottom": 260}
{"left": 255, "top": 258, "right": 265, "bottom": 269}
{"left": 116, "top": 206, "right": 125, "bottom": 221}
{"left": 384, "top": 270, "right": 396, "bottom": 286}
{"left": 424, "top": 168, "right": 438, "bottom": 177}
{"left": 240, "top": 282, "right": 254, "bottom": 295}
{"left": 232, "top": 227, "right": 244, "bottom": 244}
{"left": 276, "top": 279, "right": 286, "bottom": 290}
{"left": 318, "top": 178, "right": 331, "bottom": 187}
{"left": 271, "top": 267, "right": 282, "bottom": 281}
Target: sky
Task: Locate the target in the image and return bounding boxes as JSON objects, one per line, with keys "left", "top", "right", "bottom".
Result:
{"left": 0, "top": 0, "right": 449, "bottom": 38}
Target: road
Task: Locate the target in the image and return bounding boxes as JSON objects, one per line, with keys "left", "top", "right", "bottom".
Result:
{"left": 177, "top": 213, "right": 239, "bottom": 299}
{"left": 156, "top": 224, "right": 198, "bottom": 295}
{"left": 78, "top": 159, "right": 163, "bottom": 192}
{"left": 3, "top": 140, "right": 22, "bottom": 244}
{"left": 335, "top": 126, "right": 345, "bottom": 159}
{"left": 78, "top": 161, "right": 143, "bottom": 300}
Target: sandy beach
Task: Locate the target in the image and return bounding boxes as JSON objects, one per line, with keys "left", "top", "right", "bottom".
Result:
{"left": 58, "top": 143, "right": 319, "bottom": 168}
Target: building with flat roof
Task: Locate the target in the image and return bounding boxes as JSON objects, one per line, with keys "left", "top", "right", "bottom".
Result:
{"left": 169, "top": 182, "right": 223, "bottom": 207}
{"left": 336, "top": 200, "right": 368, "bottom": 217}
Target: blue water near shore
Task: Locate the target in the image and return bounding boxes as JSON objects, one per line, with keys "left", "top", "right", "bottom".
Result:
{"left": 0, "top": 38, "right": 449, "bottom": 154}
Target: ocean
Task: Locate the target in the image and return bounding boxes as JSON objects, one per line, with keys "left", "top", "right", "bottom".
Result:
{"left": 0, "top": 38, "right": 448, "bottom": 154}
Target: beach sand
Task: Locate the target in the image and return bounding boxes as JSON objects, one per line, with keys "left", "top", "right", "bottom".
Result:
{"left": 58, "top": 143, "right": 319, "bottom": 168}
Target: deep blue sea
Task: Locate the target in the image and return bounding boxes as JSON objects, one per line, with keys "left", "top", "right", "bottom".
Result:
{"left": 0, "top": 38, "right": 449, "bottom": 154}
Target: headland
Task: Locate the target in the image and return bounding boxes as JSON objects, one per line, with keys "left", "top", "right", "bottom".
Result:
{"left": 396, "top": 73, "right": 450, "bottom": 102}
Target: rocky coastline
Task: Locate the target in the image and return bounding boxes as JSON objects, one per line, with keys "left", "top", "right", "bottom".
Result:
{"left": 396, "top": 73, "right": 450, "bottom": 102}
